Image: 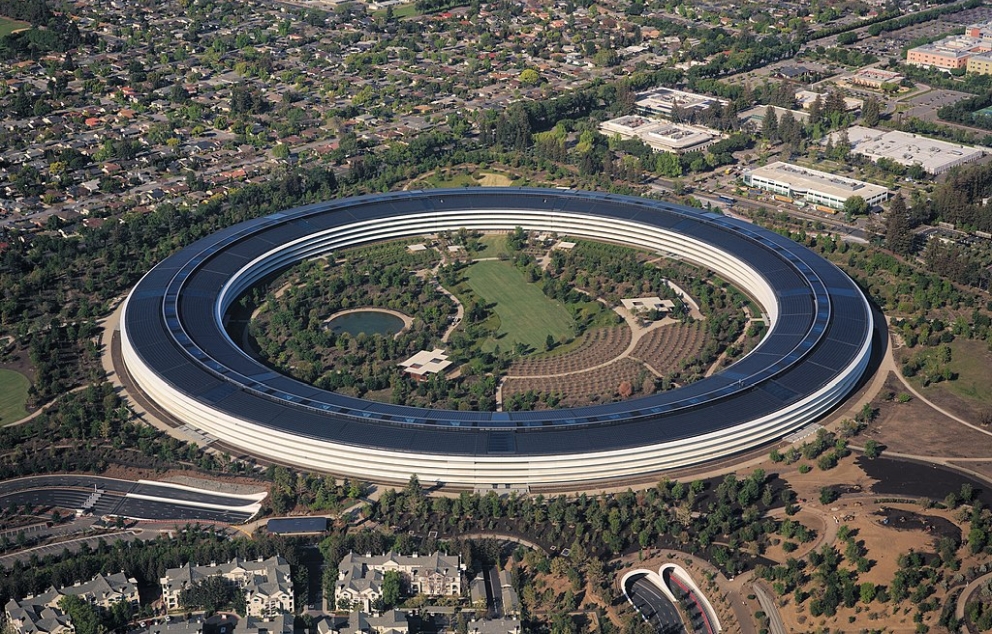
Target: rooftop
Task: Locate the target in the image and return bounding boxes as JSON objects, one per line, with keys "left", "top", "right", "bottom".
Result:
{"left": 835, "top": 126, "right": 984, "bottom": 173}
{"left": 399, "top": 349, "right": 453, "bottom": 376}
{"left": 745, "top": 161, "right": 889, "bottom": 201}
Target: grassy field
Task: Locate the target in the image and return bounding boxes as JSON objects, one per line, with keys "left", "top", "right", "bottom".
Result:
{"left": 425, "top": 172, "right": 477, "bottom": 188}
{"left": 0, "top": 16, "right": 30, "bottom": 36}
{"left": 0, "top": 369, "right": 30, "bottom": 425}
{"left": 475, "top": 234, "right": 511, "bottom": 258}
{"left": 463, "top": 260, "right": 574, "bottom": 351}
{"left": 941, "top": 339, "right": 992, "bottom": 405}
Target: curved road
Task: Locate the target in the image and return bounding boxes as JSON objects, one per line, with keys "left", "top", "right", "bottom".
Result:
{"left": 0, "top": 475, "right": 264, "bottom": 524}
{"left": 627, "top": 575, "right": 687, "bottom": 634}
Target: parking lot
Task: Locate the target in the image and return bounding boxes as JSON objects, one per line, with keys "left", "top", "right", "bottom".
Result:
{"left": 902, "top": 88, "right": 973, "bottom": 122}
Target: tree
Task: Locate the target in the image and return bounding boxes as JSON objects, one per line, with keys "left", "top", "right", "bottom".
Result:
{"left": 179, "top": 576, "right": 240, "bottom": 613}
{"left": 519, "top": 68, "right": 540, "bottom": 86}
{"left": 843, "top": 195, "right": 868, "bottom": 218}
{"left": 761, "top": 107, "right": 778, "bottom": 141}
{"left": 863, "top": 439, "right": 881, "bottom": 459}
{"left": 860, "top": 581, "right": 876, "bottom": 604}
{"left": 58, "top": 596, "right": 102, "bottom": 634}
{"left": 886, "top": 194, "right": 914, "bottom": 256}
{"left": 862, "top": 97, "right": 881, "bottom": 127}
{"left": 655, "top": 151, "right": 682, "bottom": 178}
{"left": 381, "top": 570, "right": 402, "bottom": 609}
{"left": 819, "top": 487, "right": 838, "bottom": 505}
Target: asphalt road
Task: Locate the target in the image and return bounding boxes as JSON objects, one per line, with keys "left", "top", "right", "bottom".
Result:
{"left": 0, "top": 475, "right": 261, "bottom": 523}
{"left": 628, "top": 576, "right": 687, "bottom": 634}
{"left": 0, "top": 531, "right": 143, "bottom": 568}
{"left": 487, "top": 567, "right": 503, "bottom": 617}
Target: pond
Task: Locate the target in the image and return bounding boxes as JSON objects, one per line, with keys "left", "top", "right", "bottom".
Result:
{"left": 326, "top": 310, "right": 406, "bottom": 337}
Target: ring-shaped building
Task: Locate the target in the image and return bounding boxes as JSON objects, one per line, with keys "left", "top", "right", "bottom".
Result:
{"left": 120, "top": 188, "right": 873, "bottom": 487}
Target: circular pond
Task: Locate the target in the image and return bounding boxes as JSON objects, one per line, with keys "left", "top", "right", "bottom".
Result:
{"left": 326, "top": 309, "right": 407, "bottom": 337}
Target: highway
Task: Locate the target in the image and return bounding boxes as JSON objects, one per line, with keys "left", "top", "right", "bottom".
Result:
{"left": 627, "top": 575, "right": 687, "bottom": 634}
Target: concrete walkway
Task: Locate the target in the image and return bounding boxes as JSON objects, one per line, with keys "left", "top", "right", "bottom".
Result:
{"left": 753, "top": 582, "right": 786, "bottom": 634}
{"left": 956, "top": 571, "right": 992, "bottom": 626}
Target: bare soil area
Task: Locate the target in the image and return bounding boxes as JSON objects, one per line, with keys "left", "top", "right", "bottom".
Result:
{"left": 763, "top": 453, "right": 982, "bottom": 633}
{"left": 97, "top": 464, "right": 270, "bottom": 496}
{"left": 948, "top": 460, "right": 992, "bottom": 482}
{"left": 866, "top": 374, "right": 992, "bottom": 458}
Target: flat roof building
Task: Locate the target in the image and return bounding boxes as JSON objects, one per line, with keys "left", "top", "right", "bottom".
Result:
{"left": 743, "top": 161, "right": 889, "bottom": 210}
{"left": 621, "top": 297, "right": 676, "bottom": 313}
{"left": 831, "top": 126, "right": 984, "bottom": 174}
{"left": 599, "top": 116, "right": 722, "bottom": 154}
{"left": 266, "top": 517, "right": 328, "bottom": 535}
{"left": 850, "top": 68, "right": 904, "bottom": 89}
{"left": 795, "top": 90, "right": 863, "bottom": 112}
{"left": 738, "top": 105, "right": 810, "bottom": 129}
{"left": 634, "top": 88, "right": 727, "bottom": 119}
{"left": 907, "top": 38, "right": 985, "bottom": 70}
{"left": 399, "top": 349, "right": 452, "bottom": 381}
{"left": 967, "top": 51, "right": 992, "bottom": 75}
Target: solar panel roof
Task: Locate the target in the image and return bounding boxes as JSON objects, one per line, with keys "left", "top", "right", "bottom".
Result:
{"left": 123, "top": 188, "right": 872, "bottom": 457}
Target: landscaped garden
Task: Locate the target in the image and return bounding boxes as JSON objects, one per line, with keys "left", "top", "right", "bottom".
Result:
{"left": 243, "top": 229, "right": 750, "bottom": 411}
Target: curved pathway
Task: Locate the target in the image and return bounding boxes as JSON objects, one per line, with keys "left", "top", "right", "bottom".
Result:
{"left": 428, "top": 262, "right": 464, "bottom": 343}
{"left": 753, "top": 582, "right": 786, "bottom": 634}
{"left": 457, "top": 532, "right": 548, "bottom": 554}
{"left": 956, "top": 571, "right": 992, "bottom": 626}
{"left": 5, "top": 384, "right": 88, "bottom": 427}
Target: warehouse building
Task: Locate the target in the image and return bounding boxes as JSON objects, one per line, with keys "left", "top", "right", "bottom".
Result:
{"left": 831, "top": 126, "right": 984, "bottom": 174}
{"left": 743, "top": 161, "right": 889, "bottom": 210}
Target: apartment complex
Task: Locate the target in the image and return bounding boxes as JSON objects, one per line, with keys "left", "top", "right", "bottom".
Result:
{"left": 334, "top": 552, "right": 463, "bottom": 612}
{"left": 160, "top": 557, "right": 294, "bottom": 617}
{"left": 5, "top": 573, "right": 139, "bottom": 634}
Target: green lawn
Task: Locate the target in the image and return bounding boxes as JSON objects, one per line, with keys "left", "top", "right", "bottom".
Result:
{"left": 372, "top": 3, "right": 420, "bottom": 18}
{"left": 0, "top": 16, "right": 30, "bottom": 36}
{"left": 0, "top": 369, "right": 30, "bottom": 425}
{"left": 942, "top": 339, "right": 992, "bottom": 405}
{"left": 463, "top": 260, "right": 574, "bottom": 351}
{"left": 475, "top": 234, "right": 511, "bottom": 258}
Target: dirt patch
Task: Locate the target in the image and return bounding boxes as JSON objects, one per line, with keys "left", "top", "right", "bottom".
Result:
{"left": 947, "top": 460, "right": 992, "bottom": 482}
{"left": 866, "top": 374, "right": 992, "bottom": 458}
{"left": 0, "top": 345, "right": 37, "bottom": 384}
{"left": 477, "top": 172, "right": 513, "bottom": 187}
{"left": 773, "top": 494, "right": 964, "bottom": 632}
{"left": 97, "top": 465, "right": 271, "bottom": 495}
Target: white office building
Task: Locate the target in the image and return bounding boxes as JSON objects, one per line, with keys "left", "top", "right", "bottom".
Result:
{"left": 743, "top": 161, "right": 889, "bottom": 210}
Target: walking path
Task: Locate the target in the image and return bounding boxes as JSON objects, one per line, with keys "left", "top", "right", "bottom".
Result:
{"left": 425, "top": 261, "right": 464, "bottom": 343}
{"left": 956, "top": 571, "right": 992, "bottom": 624}
{"left": 753, "top": 582, "right": 787, "bottom": 634}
